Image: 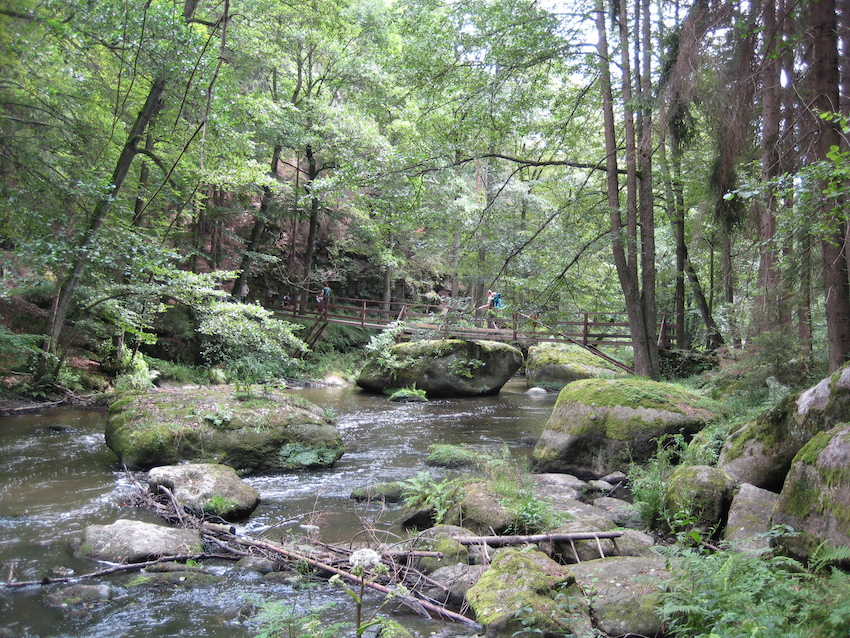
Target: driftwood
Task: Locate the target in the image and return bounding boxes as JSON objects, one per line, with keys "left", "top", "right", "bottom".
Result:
{"left": 452, "top": 531, "right": 624, "bottom": 546}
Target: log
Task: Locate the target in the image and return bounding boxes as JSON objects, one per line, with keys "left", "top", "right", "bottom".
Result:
{"left": 452, "top": 531, "right": 624, "bottom": 546}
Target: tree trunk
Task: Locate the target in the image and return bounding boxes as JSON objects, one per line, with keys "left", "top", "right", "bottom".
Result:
{"left": 810, "top": 0, "right": 850, "bottom": 370}
{"left": 233, "top": 145, "right": 281, "bottom": 298}
{"left": 302, "top": 144, "right": 321, "bottom": 282}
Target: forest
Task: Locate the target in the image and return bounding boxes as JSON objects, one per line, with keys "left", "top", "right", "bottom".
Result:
{"left": 0, "top": 0, "right": 848, "bottom": 389}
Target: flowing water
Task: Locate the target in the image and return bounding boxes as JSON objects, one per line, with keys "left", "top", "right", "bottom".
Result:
{"left": 0, "top": 380, "right": 556, "bottom": 638}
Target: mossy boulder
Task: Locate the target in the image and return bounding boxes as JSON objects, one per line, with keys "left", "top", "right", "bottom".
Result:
{"left": 718, "top": 365, "right": 850, "bottom": 491}
{"left": 565, "top": 556, "right": 672, "bottom": 638}
{"left": 147, "top": 463, "right": 260, "bottom": 521}
{"left": 356, "top": 339, "right": 523, "bottom": 398}
{"left": 73, "top": 519, "right": 203, "bottom": 563}
{"left": 664, "top": 465, "right": 736, "bottom": 532}
{"left": 531, "top": 378, "right": 722, "bottom": 478}
{"left": 466, "top": 548, "right": 594, "bottom": 637}
{"left": 724, "top": 483, "right": 779, "bottom": 554}
{"left": 350, "top": 481, "right": 406, "bottom": 503}
{"left": 772, "top": 423, "right": 850, "bottom": 560}
{"left": 526, "top": 343, "right": 626, "bottom": 390}
{"left": 444, "top": 482, "right": 515, "bottom": 535}
{"left": 105, "top": 386, "right": 343, "bottom": 473}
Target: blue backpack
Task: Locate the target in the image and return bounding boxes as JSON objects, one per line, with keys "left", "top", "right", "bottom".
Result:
{"left": 492, "top": 293, "right": 503, "bottom": 309}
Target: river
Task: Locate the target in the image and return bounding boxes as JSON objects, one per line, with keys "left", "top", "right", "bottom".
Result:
{"left": 0, "top": 379, "right": 556, "bottom": 637}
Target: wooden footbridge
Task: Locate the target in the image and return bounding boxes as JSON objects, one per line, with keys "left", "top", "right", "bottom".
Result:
{"left": 271, "top": 296, "right": 679, "bottom": 374}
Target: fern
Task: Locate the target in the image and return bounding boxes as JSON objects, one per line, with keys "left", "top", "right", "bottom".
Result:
{"left": 810, "top": 544, "right": 850, "bottom": 574}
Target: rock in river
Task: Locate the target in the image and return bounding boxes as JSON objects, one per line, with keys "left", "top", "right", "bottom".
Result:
{"left": 356, "top": 339, "right": 523, "bottom": 398}
{"left": 105, "top": 386, "right": 343, "bottom": 473}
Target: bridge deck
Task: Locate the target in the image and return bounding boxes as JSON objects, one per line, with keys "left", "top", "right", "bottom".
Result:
{"left": 272, "top": 296, "right": 679, "bottom": 374}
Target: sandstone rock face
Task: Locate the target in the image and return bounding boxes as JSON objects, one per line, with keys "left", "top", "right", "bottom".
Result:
{"left": 356, "top": 339, "right": 523, "bottom": 397}
{"left": 531, "top": 378, "right": 722, "bottom": 478}
{"left": 525, "top": 343, "right": 625, "bottom": 390}
{"left": 772, "top": 423, "right": 850, "bottom": 560}
{"left": 105, "top": 386, "right": 343, "bottom": 473}
{"left": 724, "top": 483, "right": 779, "bottom": 553}
{"left": 718, "top": 365, "right": 850, "bottom": 491}
{"left": 664, "top": 465, "right": 736, "bottom": 532}
{"left": 147, "top": 463, "right": 260, "bottom": 521}
{"left": 74, "top": 519, "right": 202, "bottom": 563}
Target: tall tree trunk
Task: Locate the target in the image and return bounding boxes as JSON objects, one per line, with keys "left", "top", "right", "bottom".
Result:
{"left": 810, "top": 0, "right": 850, "bottom": 370}
{"left": 754, "top": 0, "right": 785, "bottom": 332}
{"left": 233, "top": 145, "right": 281, "bottom": 298}
{"left": 302, "top": 144, "right": 321, "bottom": 281}
{"left": 596, "top": 0, "right": 655, "bottom": 377}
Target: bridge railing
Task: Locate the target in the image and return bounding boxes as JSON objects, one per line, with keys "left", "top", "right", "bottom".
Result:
{"left": 270, "top": 296, "right": 678, "bottom": 348}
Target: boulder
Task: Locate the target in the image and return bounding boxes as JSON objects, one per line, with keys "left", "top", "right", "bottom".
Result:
{"left": 525, "top": 343, "right": 626, "bottom": 390}
{"left": 404, "top": 525, "right": 475, "bottom": 572}
{"left": 724, "top": 483, "right": 779, "bottom": 553}
{"left": 664, "top": 465, "right": 736, "bottom": 532}
{"left": 772, "top": 423, "right": 850, "bottom": 560}
{"left": 565, "top": 556, "right": 672, "bottom": 638}
{"left": 718, "top": 365, "right": 850, "bottom": 491}
{"left": 531, "top": 473, "right": 590, "bottom": 502}
{"left": 546, "top": 518, "right": 619, "bottom": 564}
{"left": 350, "top": 481, "right": 406, "bottom": 503}
{"left": 591, "top": 496, "right": 644, "bottom": 529}
{"left": 425, "top": 563, "right": 489, "bottom": 608}
{"left": 444, "top": 482, "right": 514, "bottom": 535}
{"left": 44, "top": 583, "right": 113, "bottom": 609}
{"left": 466, "top": 548, "right": 594, "bottom": 637}
{"left": 356, "top": 339, "right": 523, "bottom": 398}
{"left": 105, "top": 386, "right": 343, "bottom": 473}
{"left": 147, "top": 463, "right": 260, "bottom": 521}
{"left": 531, "top": 378, "right": 722, "bottom": 478}
{"left": 74, "top": 519, "right": 202, "bottom": 563}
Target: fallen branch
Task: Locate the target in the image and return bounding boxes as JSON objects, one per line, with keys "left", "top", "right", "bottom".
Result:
{"left": 452, "top": 531, "right": 624, "bottom": 546}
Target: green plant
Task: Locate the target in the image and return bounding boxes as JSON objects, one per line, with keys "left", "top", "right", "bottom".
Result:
{"left": 400, "top": 471, "right": 463, "bottom": 525}
{"left": 504, "top": 493, "right": 563, "bottom": 535}
{"left": 204, "top": 494, "right": 238, "bottom": 515}
{"left": 113, "top": 356, "right": 159, "bottom": 391}
{"left": 254, "top": 601, "right": 350, "bottom": 638}
{"left": 363, "top": 321, "right": 407, "bottom": 375}
{"left": 629, "top": 434, "right": 689, "bottom": 529}
{"left": 388, "top": 385, "right": 427, "bottom": 402}
{"left": 446, "top": 357, "right": 484, "bottom": 378}
{"left": 425, "top": 444, "right": 480, "bottom": 468}
{"left": 657, "top": 546, "right": 850, "bottom": 638}
{"left": 202, "top": 404, "right": 233, "bottom": 428}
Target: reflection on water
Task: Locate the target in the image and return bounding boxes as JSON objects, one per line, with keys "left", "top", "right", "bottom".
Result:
{"left": 0, "top": 379, "right": 555, "bottom": 637}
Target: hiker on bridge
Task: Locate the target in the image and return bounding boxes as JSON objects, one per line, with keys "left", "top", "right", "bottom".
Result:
{"left": 316, "top": 282, "right": 332, "bottom": 314}
{"left": 477, "top": 290, "right": 504, "bottom": 311}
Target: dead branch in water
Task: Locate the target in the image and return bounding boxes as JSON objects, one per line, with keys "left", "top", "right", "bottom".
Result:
{"left": 452, "top": 531, "right": 624, "bottom": 546}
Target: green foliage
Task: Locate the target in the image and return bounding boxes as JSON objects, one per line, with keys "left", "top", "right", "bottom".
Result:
{"left": 202, "top": 404, "right": 233, "bottom": 429}
{"left": 425, "top": 444, "right": 481, "bottom": 468}
{"left": 203, "top": 495, "right": 238, "bottom": 516}
{"left": 446, "top": 357, "right": 484, "bottom": 378}
{"left": 388, "top": 385, "right": 428, "bottom": 402}
{"left": 113, "top": 356, "right": 159, "bottom": 391}
{"left": 629, "top": 434, "right": 689, "bottom": 529}
{"left": 363, "top": 321, "right": 408, "bottom": 375}
{"left": 142, "top": 356, "right": 208, "bottom": 385}
{"left": 658, "top": 546, "right": 850, "bottom": 638}
{"left": 401, "top": 471, "right": 464, "bottom": 525}
{"left": 254, "top": 601, "right": 351, "bottom": 638}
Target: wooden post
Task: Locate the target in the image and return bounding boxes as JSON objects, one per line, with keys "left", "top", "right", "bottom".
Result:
{"left": 583, "top": 312, "right": 589, "bottom": 345}
{"left": 512, "top": 312, "right": 518, "bottom": 340}
{"left": 361, "top": 300, "right": 367, "bottom": 327}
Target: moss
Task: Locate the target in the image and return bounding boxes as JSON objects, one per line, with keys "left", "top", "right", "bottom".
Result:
{"left": 276, "top": 442, "right": 342, "bottom": 469}
{"left": 527, "top": 343, "right": 620, "bottom": 373}
{"left": 204, "top": 495, "right": 239, "bottom": 516}
{"left": 425, "top": 444, "right": 481, "bottom": 468}
{"left": 556, "top": 378, "right": 721, "bottom": 415}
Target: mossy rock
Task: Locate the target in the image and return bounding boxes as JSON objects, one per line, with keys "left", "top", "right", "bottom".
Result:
{"left": 444, "top": 482, "right": 515, "bottom": 535}
{"left": 664, "top": 465, "right": 736, "bottom": 532}
{"left": 772, "top": 423, "right": 850, "bottom": 560}
{"left": 724, "top": 483, "right": 779, "bottom": 553}
{"left": 718, "top": 365, "right": 850, "bottom": 491}
{"left": 350, "top": 481, "right": 406, "bottom": 503}
{"left": 425, "top": 444, "right": 482, "bottom": 469}
{"left": 356, "top": 339, "right": 523, "bottom": 398}
{"left": 531, "top": 378, "right": 722, "bottom": 478}
{"left": 466, "top": 548, "right": 594, "bottom": 637}
{"left": 565, "top": 556, "right": 672, "bottom": 638}
{"left": 526, "top": 343, "right": 626, "bottom": 390}
{"left": 147, "top": 463, "right": 260, "bottom": 521}
{"left": 105, "top": 386, "right": 343, "bottom": 473}
{"left": 403, "top": 525, "right": 473, "bottom": 573}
